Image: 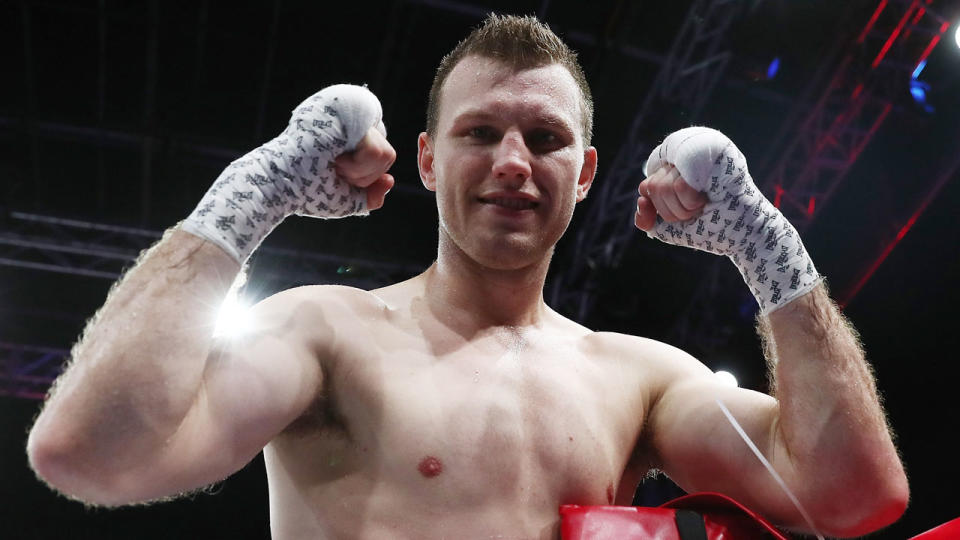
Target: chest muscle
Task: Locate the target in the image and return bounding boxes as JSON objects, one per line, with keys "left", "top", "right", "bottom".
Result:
{"left": 329, "top": 337, "right": 641, "bottom": 505}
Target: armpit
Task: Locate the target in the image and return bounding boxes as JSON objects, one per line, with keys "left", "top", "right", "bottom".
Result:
{"left": 280, "top": 391, "right": 346, "bottom": 438}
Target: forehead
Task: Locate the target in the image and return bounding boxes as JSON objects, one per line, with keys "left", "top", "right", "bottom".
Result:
{"left": 438, "top": 55, "right": 583, "bottom": 135}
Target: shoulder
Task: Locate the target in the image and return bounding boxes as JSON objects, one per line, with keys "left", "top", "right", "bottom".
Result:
{"left": 581, "top": 331, "right": 717, "bottom": 397}
{"left": 239, "top": 285, "right": 392, "bottom": 349}
{"left": 582, "top": 331, "right": 705, "bottom": 369}
{"left": 252, "top": 284, "right": 391, "bottom": 321}
{"left": 543, "top": 308, "right": 707, "bottom": 374}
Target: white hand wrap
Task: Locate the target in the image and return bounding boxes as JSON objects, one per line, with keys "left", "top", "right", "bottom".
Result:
{"left": 644, "top": 127, "right": 820, "bottom": 313}
{"left": 181, "top": 84, "right": 385, "bottom": 263}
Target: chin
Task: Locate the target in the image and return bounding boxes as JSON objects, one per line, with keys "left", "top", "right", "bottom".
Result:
{"left": 473, "top": 240, "right": 555, "bottom": 271}
{"left": 438, "top": 221, "right": 560, "bottom": 271}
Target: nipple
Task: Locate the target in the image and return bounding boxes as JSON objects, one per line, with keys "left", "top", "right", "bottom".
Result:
{"left": 417, "top": 455, "right": 444, "bottom": 478}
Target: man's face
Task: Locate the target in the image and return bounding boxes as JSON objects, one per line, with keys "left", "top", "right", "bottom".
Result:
{"left": 418, "top": 55, "right": 598, "bottom": 270}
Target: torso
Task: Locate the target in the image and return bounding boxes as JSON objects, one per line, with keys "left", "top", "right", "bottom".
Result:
{"left": 262, "top": 280, "right": 663, "bottom": 540}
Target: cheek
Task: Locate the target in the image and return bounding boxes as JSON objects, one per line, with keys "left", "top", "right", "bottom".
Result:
{"left": 438, "top": 154, "right": 488, "bottom": 201}
{"left": 432, "top": 165, "right": 466, "bottom": 225}
{"left": 436, "top": 144, "right": 482, "bottom": 179}
{"left": 545, "top": 154, "right": 584, "bottom": 200}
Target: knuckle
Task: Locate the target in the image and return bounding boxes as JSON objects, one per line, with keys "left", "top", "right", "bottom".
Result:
{"left": 648, "top": 180, "right": 665, "bottom": 196}
{"left": 374, "top": 144, "right": 393, "bottom": 161}
{"left": 679, "top": 193, "right": 698, "bottom": 210}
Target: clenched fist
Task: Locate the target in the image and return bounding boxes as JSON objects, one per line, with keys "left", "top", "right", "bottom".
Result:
{"left": 634, "top": 163, "right": 708, "bottom": 231}
{"left": 335, "top": 126, "right": 396, "bottom": 211}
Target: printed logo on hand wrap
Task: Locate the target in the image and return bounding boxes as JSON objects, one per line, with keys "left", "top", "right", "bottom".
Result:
{"left": 644, "top": 127, "right": 820, "bottom": 313}
{"left": 181, "top": 85, "right": 383, "bottom": 263}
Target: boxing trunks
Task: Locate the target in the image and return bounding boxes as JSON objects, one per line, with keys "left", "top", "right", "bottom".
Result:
{"left": 560, "top": 492, "right": 789, "bottom": 539}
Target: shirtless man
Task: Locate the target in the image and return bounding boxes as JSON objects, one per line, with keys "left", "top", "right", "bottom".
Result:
{"left": 27, "top": 14, "right": 907, "bottom": 539}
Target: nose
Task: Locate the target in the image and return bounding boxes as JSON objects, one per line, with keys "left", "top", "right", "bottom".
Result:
{"left": 491, "top": 129, "right": 532, "bottom": 185}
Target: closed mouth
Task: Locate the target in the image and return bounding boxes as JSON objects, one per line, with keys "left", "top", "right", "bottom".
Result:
{"left": 479, "top": 197, "right": 539, "bottom": 210}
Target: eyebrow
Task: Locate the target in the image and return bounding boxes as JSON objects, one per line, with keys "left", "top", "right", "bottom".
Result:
{"left": 450, "top": 109, "right": 575, "bottom": 135}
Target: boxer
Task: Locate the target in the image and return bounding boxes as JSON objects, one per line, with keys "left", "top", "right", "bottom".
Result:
{"left": 27, "top": 14, "right": 907, "bottom": 540}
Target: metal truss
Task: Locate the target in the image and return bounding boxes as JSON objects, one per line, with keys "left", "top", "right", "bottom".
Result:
{"left": 0, "top": 211, "right": 159, "bottom": 280}
{"left": 669, "top": 0, "right": 954, "bottom": 350}
{"left": 0, "top": 116, "right": 428, "bottom": 200}
{"left": 759, "top": 0, "right": 952, "bottom": 228}
{"left": 0, "top": 211, "right": 424, "bottom": 288}
{"left": 549, "top": 0, "right": 745, "bottom": 322}
{"left": 0, "top": 211, "right": 425, "bottom": 398}
{"left": 0, "top": 342, "right": 66, "bottom": 400}
{"left": 841, "top": 130, "right": 960, "bottom": 306}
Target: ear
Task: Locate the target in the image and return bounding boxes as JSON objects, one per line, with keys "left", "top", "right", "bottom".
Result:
{"left": 417, "top": 132, "right": 437, "bottom": 192}
{"left": 575, "top": 146, "right": 598, "bottom": 202}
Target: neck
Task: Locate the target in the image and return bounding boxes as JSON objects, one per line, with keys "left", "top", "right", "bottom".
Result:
{"left": 423, "top": 232, "right": 553, "bottom": 332}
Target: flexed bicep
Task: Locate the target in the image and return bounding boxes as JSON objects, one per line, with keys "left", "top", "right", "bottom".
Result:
{"left": 646, "top": 348, "right": 818, "bottom": 534}
{"left": 115, "top": 289, "right": 328, "bottom": 504}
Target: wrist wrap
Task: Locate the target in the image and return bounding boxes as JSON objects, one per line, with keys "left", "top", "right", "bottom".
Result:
{"left": 181, "top": 84, "right": 385, "bottom": 263}
{"left": 644, "top": 127, "right": 820, "bottom": 313}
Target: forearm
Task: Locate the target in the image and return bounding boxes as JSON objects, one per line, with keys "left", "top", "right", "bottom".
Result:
{"left": 639, "top": 127, "right": 907, "bottom": 534}
{"left": 26, "top": 85, "right": 390, "bottom": 504}
{"left": 28, "top": 227, "right": 239, "bottom": 474}
{"left": 762, "top": 284, "right": 908, "bottom": 529}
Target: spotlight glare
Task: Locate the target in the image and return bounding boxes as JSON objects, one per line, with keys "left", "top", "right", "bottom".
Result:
{"left": 955, "top": 23, "right": 960, "bottom": 49}
{"left": 715, "top": 370, "right": 739, "bottom": 388}
{"left": 213, "top": 291, "right": 253, "bottom": 339}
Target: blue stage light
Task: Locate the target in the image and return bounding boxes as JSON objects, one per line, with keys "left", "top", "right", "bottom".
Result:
{"left": 912, "top": 59, "right": 927, "bottom": 80}
{"left": 909, "top": 79, "right": 934, "bottom": 113}
{"left": 910, "top": 84, "right": 926, "bottom": 102}
{"left": 766, "top": 57, "right": 781, "bottom": 80}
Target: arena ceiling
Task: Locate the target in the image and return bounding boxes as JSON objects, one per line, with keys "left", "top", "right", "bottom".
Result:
{"left": 2, "top": 1, "right": 959, "bottom": 538}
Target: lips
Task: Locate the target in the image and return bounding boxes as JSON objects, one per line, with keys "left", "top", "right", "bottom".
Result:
{"left": 480, "top": 197, "right": 539, "bottom": 210}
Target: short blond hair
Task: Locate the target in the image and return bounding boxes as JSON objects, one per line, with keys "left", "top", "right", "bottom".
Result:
{"left": 426, "top": 14, "right": 594, "bottom": 146}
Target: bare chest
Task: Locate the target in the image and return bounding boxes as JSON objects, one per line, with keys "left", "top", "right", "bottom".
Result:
{"left": 320, "top": 327, "right": 645, "bottom": 507}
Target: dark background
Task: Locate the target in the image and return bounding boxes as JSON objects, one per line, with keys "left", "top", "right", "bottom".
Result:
{"left": 2, "top": 0, "right": 959, "bottom": 538}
